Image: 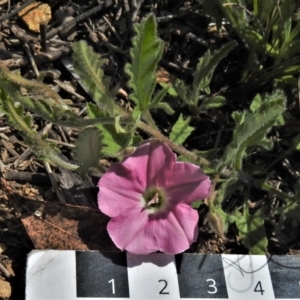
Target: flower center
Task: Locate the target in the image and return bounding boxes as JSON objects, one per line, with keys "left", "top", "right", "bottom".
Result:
{"left": 142, "top": 187, "right": 167, "bottom": 214}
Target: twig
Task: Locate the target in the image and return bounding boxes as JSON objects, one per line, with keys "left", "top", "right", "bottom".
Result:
{"left": 0, "top": 139, "right": 19, "bottom": 157}
{"left": 47, "top": 0, "right": 113, "bottom": 39}
{"left": 0, "top": 262, "right": 11, "bottom": 279}
{"left": 53, "top": 79, "right": 85, "bottom": 101}
{"left": 44, "top": 161, "right": 66, "bottom": 203}
{"left": 13, "top": 148, "right": 32, "bottom": 169}
{"left": 46, "top": 138, "right": 75, "bottom": 148}
{"left": 56, "top": 126, "right": 69, "bottom": 144}
{"left": 5, "top": 171, "right": 56, "bottom": 185}
{"left": 123, "top": 0, "right": 130, "bottom": 13}
{"left": 0, "top": 0, "right": 36, "bottom": 25}
{"left": 132, "top": 0, "right": 144, "bottom": 21}
{"left": 297, "top": 74, "right": 300, "bottom": 115}
{"left": 40, "top": 22, "right": 48, "bottom": 53}
{"left": 23, "top": 43, "right": 40, "bottom": 77}
{"left": 103, "top": 15, "right": 122, "bottom": 43}
{"left": 96, "top": 31, "right": 130, "bottom": 57}
{"left": 1, "top": 46, "right": 71, "bottom": 69}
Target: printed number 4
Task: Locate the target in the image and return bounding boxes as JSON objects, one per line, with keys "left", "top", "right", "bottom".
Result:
{"left": 207, "top": 279, "right": 217, "bottom": 294}
{"left": 254, "top": 281, "right": 265, "bottom": 295}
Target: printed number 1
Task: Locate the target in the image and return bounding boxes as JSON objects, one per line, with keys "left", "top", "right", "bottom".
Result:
{"left": 108, "top": 279, "right": 115, "bottom": 294}
{"left": 207, "top": 279, "right": 217, "bottom": 294}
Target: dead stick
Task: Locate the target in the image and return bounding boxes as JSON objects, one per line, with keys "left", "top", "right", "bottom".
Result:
{"left": 47, "top": 0, "right": 113, "bottom": 39}
{"left": 0, "top": 0, "right": 36, "bottom": 25}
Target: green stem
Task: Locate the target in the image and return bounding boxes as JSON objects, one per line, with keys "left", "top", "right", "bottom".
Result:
{"left": 137, "top": 120, "right": 210, "bottom": 166}
{"left": 261, "top": 182, "right": 295, "bottom": 202}
{"left": 142, "top": 111, "right": 160, "bottom": 133}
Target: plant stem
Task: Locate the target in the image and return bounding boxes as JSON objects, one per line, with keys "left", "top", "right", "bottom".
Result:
{"left": 261, "top": 182, "right": 295, "bottom": 202}
{"left": 142, "top": 111, "right": 160, "bottom": 133}
{"left": 137, "top": 120, "right": 210, "bottom": 166}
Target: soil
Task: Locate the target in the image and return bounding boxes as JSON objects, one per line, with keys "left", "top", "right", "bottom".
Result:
{"left": 0, "top": 0, "right": 300, "bottom": 299}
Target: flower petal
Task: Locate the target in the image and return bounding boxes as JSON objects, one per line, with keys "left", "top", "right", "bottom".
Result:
{"left": 122, "top": 141, "right": 175, "bottom": 187}
{"left": 98, "top": 163, "right": 144, "bottom": 217}
{"left": 114, "top": 204, "right": 199, "bottom": 255}
{"left": 165, "top": 162, "right": 211, "bottom": 204}
{"left": 107, "top": 210, "right": 149, "bottom": 251}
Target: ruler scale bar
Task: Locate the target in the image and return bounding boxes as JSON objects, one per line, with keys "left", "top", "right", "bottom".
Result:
{"left": 26, "top": 250, "right": 300, "bottom": 300}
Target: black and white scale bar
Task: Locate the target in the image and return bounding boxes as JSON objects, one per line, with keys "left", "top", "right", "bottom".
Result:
{"left": 26, "top": 250, "right": 300, "bottom": 300}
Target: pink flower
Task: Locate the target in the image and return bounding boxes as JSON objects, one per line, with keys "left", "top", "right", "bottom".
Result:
{"left": 98, "top": 141, "right": 211, "bottom": 255}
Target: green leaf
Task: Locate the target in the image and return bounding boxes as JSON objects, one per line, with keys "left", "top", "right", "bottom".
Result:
{"left": 125, "top": 14, "right": 164, "bottom": 112}
{"left": 200, "top": 95, "right": 226, "bottom": 110}
{"left": 214, "top": 176, "right": 241, "bottom": 206}
{"left": 150, "top": 85, "right": 170, "bottom": 108}
{"left": 236, "top": 208, "right": 268, "bottom": 254}
{"left": 154, "top": 102, "right": 174, "bottom": 115}
{"left": 158, "top": 82, "right": 178, "bottom": 96}
{"left": 73, "top": 41, "right": 116, "bottom": 115}
{"left": 219, "top": 91, "right": 286, "bottom": 170}
{"left": 192, "top": 41, "right": 237, "bottom": 101}
{"left": 231, "top": 110, "right": 245, "bottom": 125}
{"left": 250, "top": 94, "right": 262, "bottom": 112}
{"left": 169, "top": 114, "right": 194, "bottom": 144}
{"left": 0, "top": 87, "right": 78, "bottom": 171}
{"left": 173, "top": 79, "right": 192, "bottom": 106}
{"left": 87, "top": 103, "right": 133, "bottom": 155}
{"left": 73, "top": 127, "right": 103, "bottom": 176}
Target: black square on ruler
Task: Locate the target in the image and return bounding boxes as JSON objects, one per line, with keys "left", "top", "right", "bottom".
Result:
{"left": 268, "top": 255, "right": 300, "bottom": 299}
{"left": 76, "top": 251, "right": 129, "bottom": 298}
{"left": 176, "top": 253, "right": 228, "bottom": 298}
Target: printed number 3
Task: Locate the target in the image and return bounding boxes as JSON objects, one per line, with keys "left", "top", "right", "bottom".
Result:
{"left": 207, "top": 279, "right": 217, "bottom": 294}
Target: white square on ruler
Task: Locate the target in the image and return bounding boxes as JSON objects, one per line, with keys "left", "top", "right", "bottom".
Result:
{"left": 26, "top": 250, "right": 77, "bottom": 300}
{"left": 126, "top": 253, "right": 180, "bottom": 300}
{"left": 222, "top": 254, "right": 275, "bottom": 300}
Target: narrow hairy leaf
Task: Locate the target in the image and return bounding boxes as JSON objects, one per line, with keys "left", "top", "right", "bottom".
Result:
{"left": 73, "top": 128, "right": 103, "bottom": 175}
{"left": 73, "top": 41, "right": 115, "bottom": 115}
{"left": 173, "top": 79, "right": 192, "bottom": 106}
{"left": 154, "top": 102, "right": 174, "bottom": 115}
{"left": 214, "top": 176, "right": 240, "bottom": 206}
{"left": 125, "top": 14, "right": 164, "bottom": 111}
{"left": 87, "top": 103, "right": 133, "bottom": 155}
{"left": 220, "top": 91, "right": 286, "bottom": 170}
{"left": 169, "top": 114, "right": 194, "bottom": 144}
{"left": 0, "top": 67, "right": 115, "bottom": 129}
{"left": 192, "top": 41, "right": 237, "bottom": 101}
{"left": 200, "top": 95, "right": 226, "bottom": 110}
{"left": 0, "top": 88, "right": 77, "bottom": 170}
{"left": 236, "top": 208, "right": 268, "bottom": 254}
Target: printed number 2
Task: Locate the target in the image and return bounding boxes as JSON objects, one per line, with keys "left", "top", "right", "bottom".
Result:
{"left": 207, "top": 279, "right": 217, "bottom": 294}
{"left": 108, "top": 279, "right": 115, "bottom": 294}
{"left": 254, "top": 281, "right": 265, "bottom": 295}
{"left": 159, "top": 280, "right": 169, "bottom": 294}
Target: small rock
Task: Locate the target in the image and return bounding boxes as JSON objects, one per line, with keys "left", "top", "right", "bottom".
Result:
{"left": 0, "top": 279, "right": 11, "bottom": 299}
{"left": 0, "top": 243, "right": 6, "bottom": 254}
{"left": 18, "top": 2, "right": 51, "bottom": 32}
